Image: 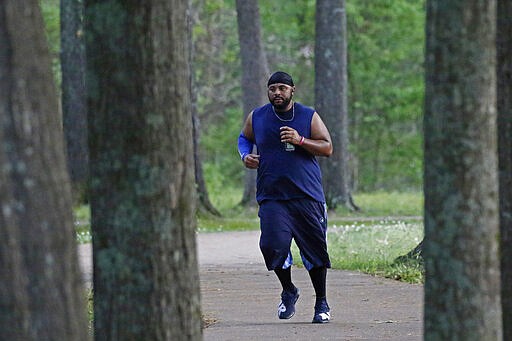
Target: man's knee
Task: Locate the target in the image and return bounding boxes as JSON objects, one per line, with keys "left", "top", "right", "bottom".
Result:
{"left": 260, "top": 246, "right": 290, "bottom": 270}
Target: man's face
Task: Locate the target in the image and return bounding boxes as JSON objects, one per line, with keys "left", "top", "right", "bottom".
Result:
{"left": 268, "top": 83, "right": 294, "bottom": 110}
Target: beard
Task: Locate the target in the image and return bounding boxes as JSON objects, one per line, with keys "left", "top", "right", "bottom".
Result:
{"left": 270, "top": 95, "right": 292, "bottom": 111}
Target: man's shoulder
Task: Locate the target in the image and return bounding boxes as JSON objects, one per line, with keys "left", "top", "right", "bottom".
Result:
{"left": 253, "top": 103, "right": 272, "bottom": 115}
{"left": 294, "top": 102, "right": 315, "bottom": 115}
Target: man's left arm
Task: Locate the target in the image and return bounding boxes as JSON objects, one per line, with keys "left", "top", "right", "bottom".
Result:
{"left": 304, "top": 112, "right": 332, "bottom": 156}
{"left": 280, "top": 112, "right": 333, "bottom": 157}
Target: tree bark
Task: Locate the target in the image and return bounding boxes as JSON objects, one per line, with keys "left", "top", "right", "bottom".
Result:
{"left": 497, "top": 0, "right": 512, "bottom": 338}
{"left": 86, "top": 0, "right": 202, "bottom": 339}
{"left": 315, "top": 0, "right": 358, "bottom": 211}
{"left": 61, "top": 0, "right": 88, "bottom": 202}
{"left": 235, "top": 0, "right": 269, "bottom": 207}
{"left": 0, "top": 1, "right": 88, "bottom": 339}
{"left": 424, "top": 1, "right": 501, "bottom": 339}
{"left": 395, "top": 239, "right": 423, "bottom": 263}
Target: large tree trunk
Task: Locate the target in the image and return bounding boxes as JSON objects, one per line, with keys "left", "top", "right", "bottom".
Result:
{"left": 236, "top": 0, "right": 269, "bottom": 207}
{"left": 315, "top": 0, "right": 358, "bottom": 211}
{"left": 85, "top": 0, "right": 202, "bottom": 339}
{"left": 497, "top": 0, "right": 512, "bottom": 338}
{"left": 0, "top": 1, "right": 88, "bottom": 339}
{"left": 61, "top": 0, "right": 88, "bottom": 202}
{"left": 424, "top": 1, "right": 501, "bottom": 339}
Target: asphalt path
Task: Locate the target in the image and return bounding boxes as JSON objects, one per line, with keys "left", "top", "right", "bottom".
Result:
{"left": 78, "top": 230, "right": 423, "bottom": 340}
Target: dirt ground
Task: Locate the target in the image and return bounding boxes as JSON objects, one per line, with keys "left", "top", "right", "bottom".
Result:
{"left": 79, "top": 230, "right": 424, "bottom": 341}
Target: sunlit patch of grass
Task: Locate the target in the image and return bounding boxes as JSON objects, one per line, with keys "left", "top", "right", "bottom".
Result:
{"left": 385, "top": 256, "right": 424, "bottom": 283}
{"left": 292, "top": 218, "right": 424, "bottom": 283}
{"left": 74, "top": 205, "right": 91, "bottom": 244}
{"left": 328, "top": 219, "right": 424, "bottom": 283}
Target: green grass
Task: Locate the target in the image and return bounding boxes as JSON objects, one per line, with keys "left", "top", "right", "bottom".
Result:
{"left": 335, "top": 191, "right": 423, "bottom": 218}
{"left": 74, "top": 205, "right": 92, "bottom": 244}
{"left": 74, "top": 190, "right": 425, "bottom": 283}
{"left": 289, "top": 217, "right": 424, "bottom": 283}
{"left": 197, "top": 215, "right": 259, "bottom": 232}
{"left": 328, "top": 218, "right": 423, "bottom": 283}
{"left": 197, "top": 188, "right": 259, "bottom": 232}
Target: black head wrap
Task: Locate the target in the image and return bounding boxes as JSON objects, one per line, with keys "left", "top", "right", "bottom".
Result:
{"left": 267, "top": 71, "right": 294, "bottom": 87}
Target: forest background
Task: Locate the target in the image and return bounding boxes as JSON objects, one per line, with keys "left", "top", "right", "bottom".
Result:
{"left": 41, "top": 0, "right": 425, "bottom": 213}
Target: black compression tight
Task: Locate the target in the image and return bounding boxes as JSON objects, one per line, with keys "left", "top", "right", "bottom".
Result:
{"left": 274, "top": 267, "right": 296, "bottom": 293}
{"left": 308, "top": 266, "right": 327, "bottom": 302}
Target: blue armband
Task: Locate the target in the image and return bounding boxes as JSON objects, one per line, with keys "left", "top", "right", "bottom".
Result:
{"left": 238, "top": 132, "right": 254, "bottom": 161}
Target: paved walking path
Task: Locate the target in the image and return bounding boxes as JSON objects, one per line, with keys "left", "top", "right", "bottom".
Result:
{"left": 78, "top": 230, "right": 423, "bottom": 341}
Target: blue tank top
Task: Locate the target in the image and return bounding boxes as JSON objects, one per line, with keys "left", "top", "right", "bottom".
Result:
{"left": 252, "top": 102, "right": 325, "bottom": 203}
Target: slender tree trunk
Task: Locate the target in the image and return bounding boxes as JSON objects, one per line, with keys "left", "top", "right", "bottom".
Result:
{"left": 86, "top": 0, "right": 202, "bottom": 339}
{"left": 497, "top": 0, "right": 512, "bottom": 338}
{"left": 0, "top": 1, "right": 88, "bottom": 339}
{"left": 424, "top": 1, "right": 501, "bottom": 340}
{"left": 193, "top": 109, "right": 221, "bottom": 216}
{"left": 61, "top": 0, "right": 88, "bottom": 202}
{"left": 190, "top": 3, "right": 220, "bottom": 217}
{"left": 236, "top": 0, "right": 269, "bottom": 207}
{"left": 315, "top": 0, "right": 358, "bottom": 211}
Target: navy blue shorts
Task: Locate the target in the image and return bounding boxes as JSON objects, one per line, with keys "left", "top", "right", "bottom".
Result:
{"left": 258, "top": 198, "right": 331, "bottom": 271}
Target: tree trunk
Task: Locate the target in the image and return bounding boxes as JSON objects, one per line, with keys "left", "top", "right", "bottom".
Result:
{"left": 61, "top": 0, "right": 88, "bottom": 203}
{"left": 395, "top": 239, "right": 423, "bottom": 263}
{"left": 315, "top": 0, "right": 358, "bottom": 211}
{"left": 0, "top": 1, "right": 88, "bottom": 339}
{"left": 235, "top": 0, "right": 269, "bottom": 207}
{"left": 424, "top": 1, "right": 501, "bottom": 339}
{"left": 189, "top": 3, "right": 220, "bottom": 217}
{"left": 85, "top": 0, "right": 202, "bottom": 339}
{"left": 497, "top": 0, "right": 512, "bottom": 338}
{"left": 193, "top": 109, "right": 221, "bottom": 216}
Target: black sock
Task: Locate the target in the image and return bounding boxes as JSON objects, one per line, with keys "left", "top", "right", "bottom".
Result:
{"left": 308, "top": 266, "right": 327, "bottom": 304}
{"left": 274, "top": 267, "right": 296, "bottom": 293}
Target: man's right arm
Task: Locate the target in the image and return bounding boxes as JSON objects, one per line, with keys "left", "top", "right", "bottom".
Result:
{"left": 238, "top": 112, "right": 259, "bottom": 169}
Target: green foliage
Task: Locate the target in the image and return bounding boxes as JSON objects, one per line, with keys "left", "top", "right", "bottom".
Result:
{"left": 42, "top": 0, "right": 427, "bottom": 195}
{"left": 201, "top": 107, "right": 245, "bottom": 193}
{"left": 40, "top": 0, "right": 60, "bottom": 53}
{"left": 346, "top": 0, "right": 425, "bottom": 191}
{"left": 192, "top": 0, "right": 240, "bottom": 128}
{"left": 259, "top": 0, "right": 316, "bottom": 105}
{"left": 198, "top": 0, "right": 426, "bottom": 194}
{"left": 40, "top": 0, "right": 61, "bottom": 87}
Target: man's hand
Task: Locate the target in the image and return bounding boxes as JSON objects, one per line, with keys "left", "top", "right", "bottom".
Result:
{"left": 280, "top": 126, "right": 302, "bottom": 145}
{"left": 278, "top": 113, "right": 332, "bottom": 157}
{"left": 243, "top": 153, "right": 260, "bottom": 169}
